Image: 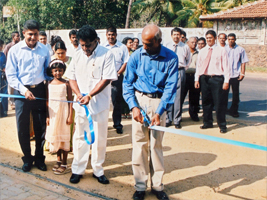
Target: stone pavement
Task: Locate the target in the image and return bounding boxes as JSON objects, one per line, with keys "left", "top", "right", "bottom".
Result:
{"left": 0, "top": 164, "right": 101, "bottom": 200}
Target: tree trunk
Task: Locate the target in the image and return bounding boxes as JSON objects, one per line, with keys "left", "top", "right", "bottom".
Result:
{"left": 125, "top": 0, "right": 133, "bottom": 28}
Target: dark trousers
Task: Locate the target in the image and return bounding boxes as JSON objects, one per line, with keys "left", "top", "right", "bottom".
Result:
{"left": 182, "top": 73, "right": 200, "bottom": 118}
{"left": 166, "top": 67, "right": 186, "bottom": 125}
{"left": 200, "top": 75, "right": 228, "bottom": 129}
{"left": 111, "top": 74, "right": 123, "bottom": 129}
{"left": 227, "top": 77, "right": 240, "bottom": 114}
{"left": 14, "top": 82, "right": 47, "bottom": 164}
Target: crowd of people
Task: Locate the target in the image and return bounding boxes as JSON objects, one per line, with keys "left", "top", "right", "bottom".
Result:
{"left": 0, "top": 19, "right": 249, "bottom": 200}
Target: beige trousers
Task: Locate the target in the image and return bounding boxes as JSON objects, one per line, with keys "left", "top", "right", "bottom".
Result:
{"left": 132, "top": 92, "right": 166, "bottom": 191}
{"left": 71, "top": 108, "right": 109, "bottom": 176}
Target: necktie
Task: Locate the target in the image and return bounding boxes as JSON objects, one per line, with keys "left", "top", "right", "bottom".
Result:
{"left": 173, "top": 44, "right": 177, "bottom": 53}
{"left": 200, "top": 48, "right": 213, "bottom": 75}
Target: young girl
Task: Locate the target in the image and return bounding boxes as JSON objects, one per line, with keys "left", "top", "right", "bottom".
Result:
{"left": 46, "top": 59, "right": 73, "bottom": 175}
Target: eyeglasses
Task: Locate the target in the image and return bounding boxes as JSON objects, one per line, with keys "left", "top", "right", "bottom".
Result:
{"left": 181, "top": 36, "right": 185, "bottom": 39}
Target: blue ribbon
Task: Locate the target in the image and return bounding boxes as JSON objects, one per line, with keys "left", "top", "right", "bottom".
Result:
{"left": 0, "top": 93, "right": 95, "bottom": 145}
{"left": 139, "top": 107, "right": 267, "bottom": 152}
{"left": 81, "top": 94, "right": 95, "bottom": 145}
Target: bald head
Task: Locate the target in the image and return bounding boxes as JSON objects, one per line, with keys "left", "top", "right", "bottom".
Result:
{"left": 187, "top": 37, "right": 197, "bottom": 51}
{"left": 142, "top": 24, "right": 162, "bottom": 55}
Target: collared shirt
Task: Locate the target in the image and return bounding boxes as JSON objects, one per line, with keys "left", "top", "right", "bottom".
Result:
{"left": 65, "top": 44, "right": 117, "bottom": 115}
{"left": 103, "top": 41, "right": 129, "bottom": 71}
{"left": 225, "top": 44, "right": 249, "bottom": 78}
{"left": 123, "top": 45, "right": 179, "bottom": 116}
{"left": 66, "top": 44, "right": 81, "bottom": 57}
{"left": 165, "top": 41, "right": 191, "bottom": 70}
{"left": 195, "top": 44, "right": 230, "bottom": 83}
{"left": 186, "top": 50, "right": 198, "bottom": 74}
{"left": 6, "top": 40, "right": 51, "bottom": 95}
{"left": 3, "top": 41, "right": 15, "bottom": 58}
{"left": 45, "top": 43, "right": 54, "bottom": 57}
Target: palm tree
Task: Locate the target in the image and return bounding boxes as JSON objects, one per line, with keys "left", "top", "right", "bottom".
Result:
{"left": 219, "top": 0, "right": 257, "bottom": 9}
{"left": 125, "top": 0, "right": 134, "bottom": 28}
{"left": 175, "top": 0, "right": 224, "bottom": 27}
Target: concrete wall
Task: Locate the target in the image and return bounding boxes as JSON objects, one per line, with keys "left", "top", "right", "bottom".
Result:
{"left": 242, "top": 45, "right": 267, "bottom": 68}
{"left": 213, "top": 19, "right": 267, "bottom": 45}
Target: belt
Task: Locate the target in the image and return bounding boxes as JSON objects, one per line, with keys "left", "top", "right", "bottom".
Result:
{"left": 25, "top": 82, "right": 44, "bottom": 89}
{"left": 204, "top": 75, "right": 223, "bottom": 78}
{"left": 136, "top": 90, "right": 162, "bottom": 99}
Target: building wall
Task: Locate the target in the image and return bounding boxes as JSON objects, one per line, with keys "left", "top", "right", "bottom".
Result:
{"left": 242, "top": 45, "right": 267, "bottom": 68}
{"left": 214, "top": 19, "right": 267, "bottom": 45}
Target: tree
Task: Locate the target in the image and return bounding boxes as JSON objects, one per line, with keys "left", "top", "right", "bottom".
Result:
{"left": 125, "top": 0, "right": 134, "bottom": 28}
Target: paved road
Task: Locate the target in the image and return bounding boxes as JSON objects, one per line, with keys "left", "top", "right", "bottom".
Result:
{"left": 228, "top": 73, "right": 267, "bottom": 122}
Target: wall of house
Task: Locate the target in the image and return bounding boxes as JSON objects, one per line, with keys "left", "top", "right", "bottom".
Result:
{"left": 242, "top": 45, "right": 267, "bottom": 68}
{"left": 214, "top": 19, "right": 267, "bottom": 45}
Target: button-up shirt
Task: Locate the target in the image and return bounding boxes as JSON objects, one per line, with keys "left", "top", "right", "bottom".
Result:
{"left": 165, "top": 41, "right": 191, "bottom": 70}
{"left": 225, "top": 44, "right": 249, "bottom": 78}
{"left": 6, "top": 40, "right": 51, "bottom": 95}
{"left": 45, "top": 43, "right": 54, "bottom": 57}
{"left": 65, "top": 44, "right": 117, "bottom": 115}
{"left": 195, "top": 44, "right": 230, "bottom": 83}
{"left": 66, "top": 44, "right": 81, "bottom": 57}
{"left": 186, "top": 50, "right": 198, "bottom": 74}
{"left": 103, "top": 41, "right": 129, "bottom": 71}
{"left": 123, "top": 45, "right": 178, "bottom": 116}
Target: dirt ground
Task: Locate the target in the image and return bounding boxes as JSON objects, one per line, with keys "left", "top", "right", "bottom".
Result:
{"left": 0, "top": 102, "right": 266, "bottom": 200}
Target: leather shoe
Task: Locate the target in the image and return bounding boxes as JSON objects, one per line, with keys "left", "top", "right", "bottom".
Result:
{"left": 191, "top": 115, "right": 199, "bottom": 122}
{"left": 35, "top": 161, "right": 47, "bottom": 171}
{"left": 70, "top": 173, "right": 83, "bottom": 184}
{"left": 165, "top": 122, "right": 172, "bottom": 127}
{"left": 151, "top": 189, "right": 169, "bottom": 200}
{"left": 133, "top": 191, "right": 145, "bottom": 200}
{"left": 116, "top": 127, "right": 123, "bottom": 134}
{"left": 22, "top": 163, "right": 32, "bottom": 172}
{"left": 200, "top": 124, "right": 213, "bottom": 129}
{"left": 220, "top": 128, "right": 227, "bottom": 133}
{"left": 175, "top": 123, "right": 181, "bottom": 129}
{"left": 93, "top": 174, "right": 109, "bottom": 184}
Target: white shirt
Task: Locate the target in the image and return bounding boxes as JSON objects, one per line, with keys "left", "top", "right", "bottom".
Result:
{"left": 103, "top": 41, "right": 129, "bottom": 71}
{"left": 65, "top": 44, "right": 117, "bottom": 115}
{"left": 195, "top": 44, "right": 230, "bottom": 83}
{"left": 165, "top": 41, "right": 191, "bottom": 70}
{"left": 66, "top": 44, "right": 81, "bottom": 57}
{"left": 45, "top": 43, "right": 54, "bottom": 57}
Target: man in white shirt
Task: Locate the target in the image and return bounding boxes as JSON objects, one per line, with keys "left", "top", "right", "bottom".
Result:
{"left": 39, "top": 31, "right": 53, "bottom": 56}
{"left": 65, "top": 25, "right": 117, "bottom": 184}
{"left": 194, "top": 30, "right": 230, "bottom": 133}
{"left": 103, "top": 26, "right": 129, "bottom": 134}
{"left": 165, "top": 27, "right": 191, "bottom": 129}
{"left": 66, "top": 29, "right": 81, "bottom": 57}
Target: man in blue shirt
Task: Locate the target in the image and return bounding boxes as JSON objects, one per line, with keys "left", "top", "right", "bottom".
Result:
{"left": 6, "top": 20, "right": 50, "bottom": 172}
{"left": 123, "top": 24, "right": 178, "bottom": 200}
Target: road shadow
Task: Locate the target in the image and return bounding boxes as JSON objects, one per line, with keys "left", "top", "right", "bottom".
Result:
{"left": 165, "top": 164, "right": 267, "bottom": 200}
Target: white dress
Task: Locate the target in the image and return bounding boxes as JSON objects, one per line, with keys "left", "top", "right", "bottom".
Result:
{"left": 46, "top": 83, "right": 70, "bottom": 153}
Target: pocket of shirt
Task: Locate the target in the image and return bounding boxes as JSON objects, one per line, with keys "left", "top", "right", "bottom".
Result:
{"left": 91, "top": 65, "right": 102, "bottom": 79}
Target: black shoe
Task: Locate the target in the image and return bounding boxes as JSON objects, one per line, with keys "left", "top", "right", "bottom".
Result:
{"left": 230, "top": 112, "right": 239, "bottom": 118}
{"left": 133, "top": 191, "right": 145, "bottom": 200}
{"left": 70, "top": 173, "right": 83, "bottom": 184}
{"left": 165, "top": 122, "right": 172, "bottom": 127}
{"left": 220, "top": 128, "right": 227, "bottom": 133}
{"left": 35, "top": 161, "right": 47, "bottom": 171}
{"left": 93, "top": 174, "right": 109, "bottom": 184}
{"left": 151, "top": 189, "right": 169, "bottom": 200}
{"left": 175, "top": 123, "right": 181, "bottom": 129}
{"left": 22, "top": 163, "right": 32, "bottom": 172}
{"left": 116, "top": 127, "right": 123, "bottom": 134}
{"left": 200, "top": 124, "right": 213, "bottom": 129}
{"left": 191, "top": 115, "right": 199, "bottom": 122}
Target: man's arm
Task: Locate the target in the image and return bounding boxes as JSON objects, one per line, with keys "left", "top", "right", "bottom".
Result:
{"left": 117, "top": 62, "right": 127, "bottom": 75}
{"left": 238, "top": 48, "right": 249, "bottom": 81}
{"left": 222, "top": 48, "right": 230, "bottom": 90}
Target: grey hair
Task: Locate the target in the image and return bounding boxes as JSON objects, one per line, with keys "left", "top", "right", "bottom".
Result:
{"left": 188, "top": 36, "right": 197, "bottom": 41}
{"left": 155, "top": 28, "right": 162, "bottom": 41}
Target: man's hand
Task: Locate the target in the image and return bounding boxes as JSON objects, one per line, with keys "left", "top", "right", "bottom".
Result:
{"left": 150, "top": 113, "right": 160, "bottom": 126}
{"left": 46, "top": 118, "right": 50, "bottom": 126}
{"left": 76, "top": 93, "right": 83, "bottom": 102}
{"left": 79, "top": 95, "right": 90, "bottom": 105}
{"left": 66, "top": 116, "right": 74, "bottom": 125}
{"left": 25, "top": 90, "right": 36, "bottom": 100}
{"left": 132, "top": 107, "right": 143, "bottom": 124}
{"left": 222, "top": 83, "right": 229, "bottom": 90}
{"left": 195, "top": 81, "right": 200, "bottom": 89}
{"left": 238, "top": 75, "right": 245, "bottom": 81}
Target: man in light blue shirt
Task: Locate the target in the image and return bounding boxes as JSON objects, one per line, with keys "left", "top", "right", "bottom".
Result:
{"left": 6, "top": 20, "right": 50, "bottom": 172}
{"left": 225, "top": 33, "right": 249, "bottom": 117}
{"left": 103, "top": 26, "right": 129, "bottom": 134}
{"left": 123, "top": 24, "right": 178, "bottom": 200}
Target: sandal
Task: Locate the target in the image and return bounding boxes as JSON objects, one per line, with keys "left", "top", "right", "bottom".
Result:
{"left": 52, "top": 161, "right": 61, "bottom": 171}
{"left": 54, "top": 165, "right": 71, "bottom": 175}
